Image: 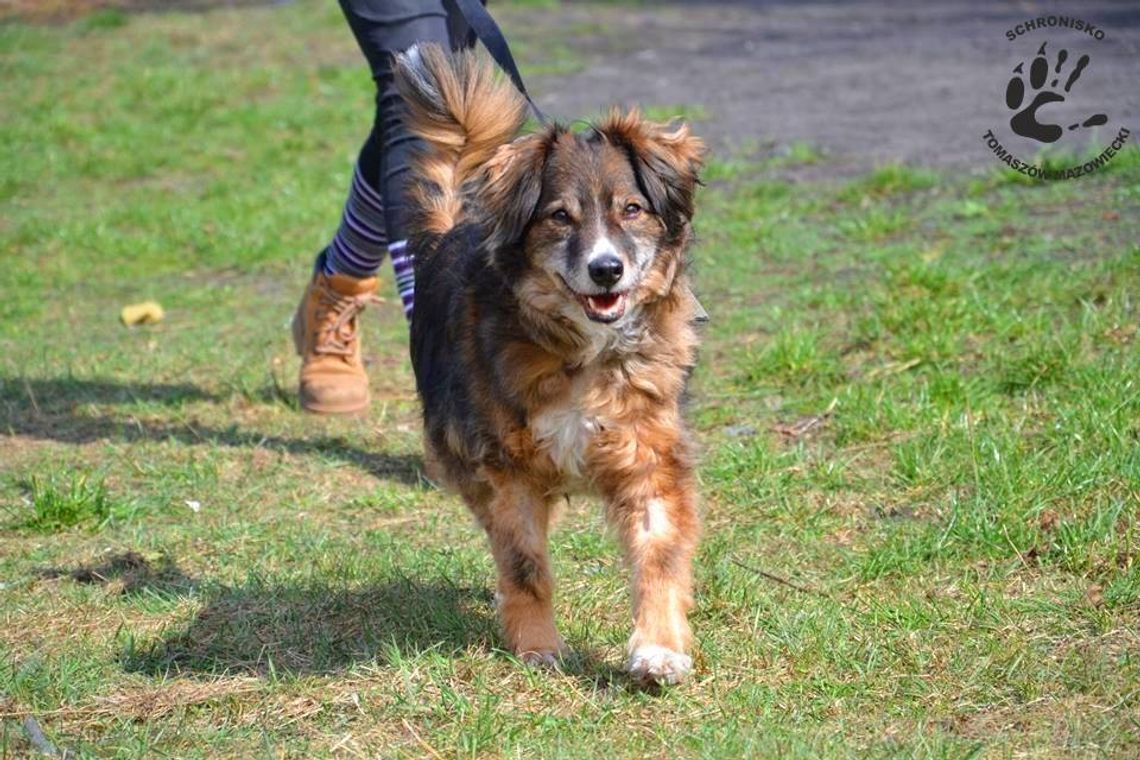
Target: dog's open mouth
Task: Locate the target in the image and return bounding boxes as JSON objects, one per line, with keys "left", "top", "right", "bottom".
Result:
{"left": 578, "top": 291, "right": 628, "bottom": 323}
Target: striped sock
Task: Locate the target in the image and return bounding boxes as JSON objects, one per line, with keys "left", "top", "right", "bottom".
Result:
{"left": 389, "top": 240, "right": 415, "bottom": 321}
{"left": 323, "top": 163, "right": 388, "bottom": 278}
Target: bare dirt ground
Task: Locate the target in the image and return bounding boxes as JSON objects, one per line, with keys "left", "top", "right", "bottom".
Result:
{"left": 521, "top": 1, "right": 1140, "bottom": 170}
{"left": 8, "top": 0, "right": 1139, "bottom": 170}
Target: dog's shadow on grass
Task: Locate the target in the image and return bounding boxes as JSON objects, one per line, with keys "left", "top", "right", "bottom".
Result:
{"left": 121, "top": 572, "right": 630, "bottom": 690}
{"left": 122, "top": 576, "right": 499, "bottom": 676}
{"left": 1, "top": 377, "right": 422, "bottom": 486}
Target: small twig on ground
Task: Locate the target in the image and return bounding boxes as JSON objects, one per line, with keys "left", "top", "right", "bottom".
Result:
{"left": 730, "top": 558, "right": 833, "bottom": 600}
{"left": 22, "top": 378, "right": 41, "bottom": 416}
{"left": 772, "top": 415, "right": 826, "bottom": 438}
{"left": 401, "top": 718, "right": 444, "bottom": 760}
{"left": 863, "top": 357, "right": 922, "bottom": 379}
{"left": 772, "top": 397, "right": 838, "bottom": 439}
{"left": 179, "top": 419, "right": 206, "bottom": 443}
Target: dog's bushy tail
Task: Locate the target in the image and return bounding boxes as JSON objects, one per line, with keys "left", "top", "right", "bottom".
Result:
{"left": 395, "top": 44, "right": 529, "bottom": 240}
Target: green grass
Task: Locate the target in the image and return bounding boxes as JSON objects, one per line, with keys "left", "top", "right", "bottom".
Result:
{"left": 2, "top": 1, "right": 1139, "bottom": 758}
{"left": 7, "top": 473, "right": 116, "bottom": 532}
{"left": 640, "top": 103, "right": 711, "bottom": 124}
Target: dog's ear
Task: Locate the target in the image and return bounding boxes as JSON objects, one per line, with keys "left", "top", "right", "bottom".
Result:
{"left": 595, "top": 110, "right": 705, "bottom": 243}
{"left": 480, "top": 133, "right": 549, "bottom": 256}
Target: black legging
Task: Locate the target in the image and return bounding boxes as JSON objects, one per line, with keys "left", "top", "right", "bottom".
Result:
{"left": 338, "top": 0, "right": 475, "bottom": 241}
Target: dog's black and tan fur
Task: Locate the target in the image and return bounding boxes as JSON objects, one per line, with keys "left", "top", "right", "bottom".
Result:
{"left": 395, "top": 45, "right": 705, "bottom": 684}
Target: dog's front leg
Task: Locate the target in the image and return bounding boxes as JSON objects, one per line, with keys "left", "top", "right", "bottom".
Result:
{"left": 479, "top": 474, "right": 565, "bottom": 667}
{"left": 610, "top": 468, "right": 699, "bottom": 686}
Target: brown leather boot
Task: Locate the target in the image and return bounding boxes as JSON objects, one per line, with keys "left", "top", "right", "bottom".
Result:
{"left": 292, "top": 270, "right": 383, "bottom": 415}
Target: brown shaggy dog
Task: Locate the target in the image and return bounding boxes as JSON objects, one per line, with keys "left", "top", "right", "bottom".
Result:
{"left": 395, "top": 45, "right": 705, "bottom": 685}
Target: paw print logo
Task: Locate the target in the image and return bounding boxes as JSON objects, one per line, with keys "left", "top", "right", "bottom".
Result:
{"left": 1006, "top": 42, "right": 1107, "bottom": 143}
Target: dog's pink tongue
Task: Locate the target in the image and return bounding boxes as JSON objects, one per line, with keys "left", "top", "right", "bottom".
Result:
{"left": 590, "top": 293, "right": 620, "bottom": 309}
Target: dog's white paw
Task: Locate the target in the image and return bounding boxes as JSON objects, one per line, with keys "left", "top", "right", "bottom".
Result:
{"left": 626, "top": 645, "right": 692, "bottom": 686}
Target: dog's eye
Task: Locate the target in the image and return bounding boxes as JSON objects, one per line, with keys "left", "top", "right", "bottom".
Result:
{"left": 623, "top": 202, "right": 643, "bottom": 218}
{"left": 551, "top": 209, "right": 571, "bottom": 224}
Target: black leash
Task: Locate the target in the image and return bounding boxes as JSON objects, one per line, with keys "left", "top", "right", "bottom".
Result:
{"left": 453, "top": 0, "right": 549, "bottom": 123}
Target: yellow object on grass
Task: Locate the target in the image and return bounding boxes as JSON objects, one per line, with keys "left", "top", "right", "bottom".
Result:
{"left": 120, "top": 301, "right": 165, "bottom": 326}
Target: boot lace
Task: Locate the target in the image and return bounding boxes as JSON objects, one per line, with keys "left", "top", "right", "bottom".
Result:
{"left": 313, "top": 284, "right": 383, "bottom": 357}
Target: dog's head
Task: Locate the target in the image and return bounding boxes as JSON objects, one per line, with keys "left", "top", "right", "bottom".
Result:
{"left": 479, "top": 111, "right": 704, "bottom": 329}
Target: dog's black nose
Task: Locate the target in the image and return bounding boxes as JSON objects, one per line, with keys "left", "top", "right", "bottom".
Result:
{"left": 588, "top": 255, "right": 624, "bottom": 287}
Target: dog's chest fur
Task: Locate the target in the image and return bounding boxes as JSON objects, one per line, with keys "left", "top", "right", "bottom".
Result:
{"left": 530, "top": 404, "right": 596, "bottom": 481}
{"left": 528, "top": 368, "right": 612, "bottom": 484}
